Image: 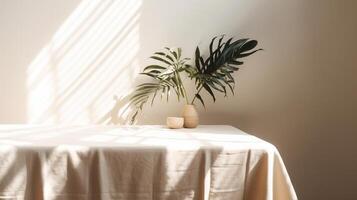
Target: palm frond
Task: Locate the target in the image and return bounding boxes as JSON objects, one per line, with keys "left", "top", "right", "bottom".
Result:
{"left": 129, "top": 47, "right": 190, "bottom": 123}
{"left": 191, "top": 35, "right": 262, "bottom": 106}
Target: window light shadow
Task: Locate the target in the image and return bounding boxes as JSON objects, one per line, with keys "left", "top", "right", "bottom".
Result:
{"left": 26, "top": 0, "right": 142, "bottom": 124}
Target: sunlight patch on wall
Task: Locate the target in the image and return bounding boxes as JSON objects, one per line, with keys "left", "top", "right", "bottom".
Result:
{"left": 26, "top": 0, "right": 142, "bottom": 124}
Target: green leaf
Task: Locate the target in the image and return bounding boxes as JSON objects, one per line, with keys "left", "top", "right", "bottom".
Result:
{"left": 203, "top": 83, "right": 216, "bottom": 102}
{"left": 224, "top": 65, "right": 240, "bottom": 71}
{"left": 144, "top": 65, "right": 166, "bottom": 71}
{"left": 130, "top": 111, "right": 139, "bottom": 124}
{"left": 200, "top": 57, "right": 205, "bottom": 70}
{"left": 190, "top": 35, "right": 261, "bottom": 105}
{"left": 140, "top": 72, "right": 158, "bottom": 79}
{"left": 151, "top": 90, "right": 157, "bottom": 106}
{"left": 195, "top": 93, "right": 205, "bottom": 108}
{"left": 209, "top": 36, "right": 217, "bottom": 65}
{"left": 150, "top": 55, "right": 172, "bottom": 65}
{"left": 195, "top": 47, "right": 201, "bottom": 72}
{"left": 165, "top": 53, "right": 175, "bottom": 63}
{"left": 161, "top": 79, "right": 175, "bottom": 87}
{"left": 207, "top": 81, "right": 224, "bottom": 93}
{"left": 211, "top": 78, "right": 227, "bottom": 95}
{"left": 172, "top": 50, "right": 178, "bottom": 59}
{"left": 226, "top": 73, "right": 234, "bottom": 82}
{"left": 223, "top": 37, "right": 233, "bottom": 50}
{"left": 215, "top": 36, "right": 225, "bottom": 60}
{"left": 227, "top": 83, "right": 234, "bottom": 95}
{"left": 154, "top": 52, "right": 166, "bottom": 56}
{"left": 217, "top": 35, "right": 224, "bottom": 48}
{"left": 228, "top": 60, "right": 243, "bottom": 65}
{"left": 136, "top": 82, "right": 159, "bottom": 87}
{"left": 159, "top": 68, "right": 175, "bottom": 76}
{"left": 240, "top": 40, "right": 258, "bottom": 53}
{"left": 131, "top": 95, "right": 149, "bottom": 105}
{"left": 147, "top": 69, "right": 161, "bottom": 74}
{"left": 166, "top": 86, "right": 170, "bottom": 102}
{"left": 238, "top": 48, "right": 263, "bottom": 58}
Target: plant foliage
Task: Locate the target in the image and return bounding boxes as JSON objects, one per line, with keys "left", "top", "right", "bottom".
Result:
{"left": 188, "top": 35, "right": 262, "bottom": 106}
{"left": 126, "top": 35, "right": 262, "bottom": 123}
{"left": 128, "top": 48, "right": 191, "bottom": 123}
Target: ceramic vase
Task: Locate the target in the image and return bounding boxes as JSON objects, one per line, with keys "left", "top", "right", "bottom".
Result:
{"left": 182, "top": 104, "right": 199, "bottom": 128}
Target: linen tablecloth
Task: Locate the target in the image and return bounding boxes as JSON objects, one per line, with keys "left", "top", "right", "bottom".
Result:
{"left": 0, "top": 125, "right": 297, "bottom": 200}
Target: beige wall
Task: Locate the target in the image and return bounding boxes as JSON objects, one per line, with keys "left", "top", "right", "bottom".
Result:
{"left": 1, "top": 0, "right": 357, "bottom": 199}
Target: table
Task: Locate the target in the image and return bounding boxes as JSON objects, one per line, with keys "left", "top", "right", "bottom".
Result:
{"left": 0, "top": 125, "right": 297, "bottom": 200}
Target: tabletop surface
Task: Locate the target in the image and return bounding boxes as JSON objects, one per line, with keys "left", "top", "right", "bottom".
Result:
{"left": 0, "top": 125, "right": 272, "bottom": 150}
{"left": 0, "top": 125, "right": 297, "bottom": 200}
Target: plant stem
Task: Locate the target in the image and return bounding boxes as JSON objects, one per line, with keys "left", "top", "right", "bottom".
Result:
{"left": 191, "top": 84, "right": 204, "bottom": 104}
{"left": 177, "top": 72, "right": 190, "bottom": 104}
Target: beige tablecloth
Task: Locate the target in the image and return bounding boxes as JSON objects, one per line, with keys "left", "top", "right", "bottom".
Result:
{"left": 0, "top": 125, "right": 297, "bottom": 200}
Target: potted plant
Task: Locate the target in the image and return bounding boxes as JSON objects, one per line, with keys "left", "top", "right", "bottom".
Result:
{"left": 128, "top": 35, "right": 262, "bottom": 127}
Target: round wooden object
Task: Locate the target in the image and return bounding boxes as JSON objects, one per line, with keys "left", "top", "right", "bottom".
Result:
{"left": 166, "top": 117, "right": 184, "bottom": 129}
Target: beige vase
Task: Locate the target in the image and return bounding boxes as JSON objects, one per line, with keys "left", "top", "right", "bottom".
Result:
{"left": 182, "top": 104, "right": 199, "bottom": 128}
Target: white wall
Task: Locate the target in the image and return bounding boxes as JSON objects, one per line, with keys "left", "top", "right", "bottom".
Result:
{"left": 1, "top": 0, "right": 357, "bottom": 199}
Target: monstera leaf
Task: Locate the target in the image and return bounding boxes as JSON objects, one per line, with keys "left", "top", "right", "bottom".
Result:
{"left": 190, "top": 35, "right": 262, "bottom": 106}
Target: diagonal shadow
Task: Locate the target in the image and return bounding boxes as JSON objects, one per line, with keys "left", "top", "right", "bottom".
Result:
{"left": 53, "top": 1, "right": 116, "bottom": 63}
{"left": 27, "top": 0, "right": 115, "bottom": 91}
{"left": 31, "top": 13, "right": 141, "bottom": 123}
{"left": 27, "top": 0, "right": 142, "bottom": 124}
